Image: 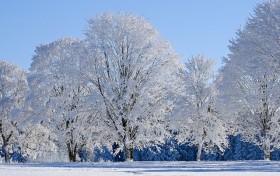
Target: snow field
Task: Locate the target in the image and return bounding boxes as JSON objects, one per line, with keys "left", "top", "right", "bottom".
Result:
{"left": 1, "top": 161, "right": 280, "bottom": 176}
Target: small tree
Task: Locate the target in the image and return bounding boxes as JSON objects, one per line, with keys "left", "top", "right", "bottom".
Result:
{"left": 18, "top": 123, "right": 57, "bottom": 161}
{"left": 174, "top": 55, "right": 228, "bottom": 161}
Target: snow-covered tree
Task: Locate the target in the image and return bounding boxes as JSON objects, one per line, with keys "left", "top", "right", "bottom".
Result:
{"left": 218, "top": 0, "right": 280, "bottom": 160}
{"left": 18, "top": 123, "right": 57, "bottom": 161}
{"left": 0, "top": 61, "right": 29, "bottom": 162}
{"left": 173, "top": 55, "right": 228, "bottom": 161}
{"left": 28, "top": 38, "right": 103, "bottom": 162}
{"left": 82, "top": 13, "right": 181, "bottom": 160}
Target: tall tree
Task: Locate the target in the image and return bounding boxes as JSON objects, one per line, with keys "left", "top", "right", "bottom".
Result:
{"left": 0, "top": 61, "right": 28, "bottom": 162}
{"left": 83, "top": 13, "right": 181, "bottom": 160}
{"left": 173, "top": 55, "right": 228, "bottom": 161}
{"left": 28, "top": 38, "right": 102, "bottom": 162}
{"left": 218, "top": 0, "right": 280, "bottom": 160}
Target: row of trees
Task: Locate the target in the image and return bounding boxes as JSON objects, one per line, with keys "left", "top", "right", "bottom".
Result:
{"left": 1, "top": 0, "right": 280, "bottom": 162}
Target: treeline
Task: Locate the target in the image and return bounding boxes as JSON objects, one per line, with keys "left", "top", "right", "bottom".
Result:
{"left": 6, "top": 135, "right": 280, "bottom": 162}
{"left": 1, "top": 1, "right": 280, "bottom": 163}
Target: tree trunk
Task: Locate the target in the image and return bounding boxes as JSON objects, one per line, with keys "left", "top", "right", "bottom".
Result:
{"left": 123, "top": 137, "right": 134, "bottom": 161}
{"left": 264, "top": 150, "right": 272, "bottom": 161}
{"left": 67, "top": 143, "right": 77, "bottom": 162}
{"left": 2, "top": 144, "right": 11, "bottom": 163}
{"left": 1, "top": 133, "right": 11, "bottom": 163}
{"left": 196, "top": 142, "right": 203, "bottom": 161}
{"left": 68, "top": 150, "right": 77, "bottom": 162}
{"left": 125, "top": 145, "right": 133, "bottom": 161}
{"left": 122, "top": 117, "right": 134, "bottom": 161}
{"left": 262, "top": 136, "right": 272, "bottom": 160}
{"left": 0, "top": 122, "right": 10, "bottom": 163}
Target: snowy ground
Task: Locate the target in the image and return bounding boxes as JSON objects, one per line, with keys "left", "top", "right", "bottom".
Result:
{"left": 1, "top": 161, "right": 280, "bottom": 176}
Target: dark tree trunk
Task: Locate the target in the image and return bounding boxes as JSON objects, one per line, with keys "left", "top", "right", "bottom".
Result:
{"left": 69, "top": 150, "right": 77, "bottom": 162}
{"left": 67, "top": 143, "right": 77, "bottom": 162}
{"left": 1, "top": 127, "right": 12, "bottom": 163}
{"left": 2, "top": 144, "right": 11, "bottom": 163}
{"left": 122, "top": 135, "right": 134, "bottom": 161}
{"left": 124, "top": 145, "right": 133, "bottom": 161}
{"left": 264, "top": 150, "right": 272, "bottom": 161}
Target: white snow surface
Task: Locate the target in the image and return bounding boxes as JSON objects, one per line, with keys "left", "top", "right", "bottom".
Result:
{"left": 1, "top": 161, "right": 280, "bottom": 176}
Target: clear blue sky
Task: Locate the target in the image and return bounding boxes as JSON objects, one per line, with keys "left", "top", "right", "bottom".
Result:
{"left": 0, "top": 0, "right": 266, "bottom": 69}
